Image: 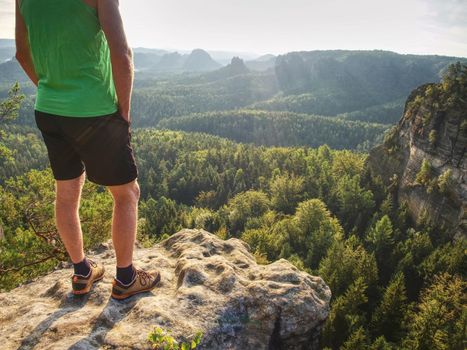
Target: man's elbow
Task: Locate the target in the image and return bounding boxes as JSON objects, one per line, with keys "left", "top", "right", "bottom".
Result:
{"left": 15, "top": 50, "right": 26, "bottom": 63}
{"left": 111, "top": 46, "right": 133, "bottom": 66}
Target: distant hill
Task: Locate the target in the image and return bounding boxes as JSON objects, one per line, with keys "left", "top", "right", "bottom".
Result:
{"left": 183, "top": 49, "right": 222, "bottom": 72}
{"left": 0, "top": 58, "right": 28, "bottom": 85}
{"left": 3, "top": 46, "right": 466, "bottom": 129}
{"left": 205, "top": 50, "right": 262, "bottom": 65}
{"left": 245, "top": 54, "right": 276, "bottom": 71}
{"left": 132, "top": 47, "right": 169, "bottom": 55}
{"left": 156, "top": 52, "right": 184, "bottom": 72}
{"left": 274, "top": 50, "right": 467, "bottom": 115}
{"left": 133, "top": 52, "right": 163, "bottom": 71}
{"left": 0, "top": 39, "right": 15, "bottom": 63}
{"left": 157, "top": 109, "right": 389, "bottom": 150}
{"left": 202, "top": 57, "right": 250, "bottom": 82}
{"left": 130, "top": 71, "right": 279, "bottom": 127}
{"left": 134, "top": 49, "right": 222, "bottom": 76}
{"left": 0, "top": 48, "right": 15, "bottom": 63}
{"left": 0, "top": 39, "right": 14, "bottom": 48}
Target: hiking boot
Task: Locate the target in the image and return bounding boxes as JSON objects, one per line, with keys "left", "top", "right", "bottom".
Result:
{"left": 111, "top": 268, "right": 161, "bottom": 300}
{"left": 71, "top": 259, "right": 105, "bottom": 295}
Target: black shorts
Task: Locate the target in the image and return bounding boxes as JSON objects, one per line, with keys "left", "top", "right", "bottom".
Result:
{"left": 34, "top": 109, "right": 138, "bottom": 186}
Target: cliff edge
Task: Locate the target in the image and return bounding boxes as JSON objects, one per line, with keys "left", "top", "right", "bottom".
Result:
{"left": 0, "top": 228, "right": 331, "bottom": 350}
{"left": 367, "top": 63, "right": 466, "bottom": 237}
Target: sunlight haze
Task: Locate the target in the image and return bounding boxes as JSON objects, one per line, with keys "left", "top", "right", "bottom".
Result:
{"left": 1, "top": 0, "right": 466, "bottom": 57}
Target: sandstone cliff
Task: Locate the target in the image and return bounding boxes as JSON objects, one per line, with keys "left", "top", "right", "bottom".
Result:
{"left": 0, "top": 228, "right": 331, "bottom": 350}
{"left": 367, "top": 64, "right": 466, "bottom": 236}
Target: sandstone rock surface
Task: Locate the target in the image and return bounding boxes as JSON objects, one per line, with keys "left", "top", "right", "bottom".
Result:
{"left": 0, "top": 228, "right": 331, "bottom": 350}
{"left": 367, "top": 83, "right": 466, "bottom": 236}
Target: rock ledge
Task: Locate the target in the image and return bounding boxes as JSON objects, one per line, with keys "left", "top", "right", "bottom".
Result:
{"left": 0, "top": 228, "right": 331, "bottom": 350}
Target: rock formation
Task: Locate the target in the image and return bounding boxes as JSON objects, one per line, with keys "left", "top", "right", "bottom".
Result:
{"left": 0, "top": 228, "right": 331, "bottom": 350}
{"left": 205, "top": 57, "right": 250, "bottom": 82}
{"left": 367, "top": 64, "right": 466, "bottom": 236}
{"left": 183, "top": 49, "right": 221, "bottom": 72}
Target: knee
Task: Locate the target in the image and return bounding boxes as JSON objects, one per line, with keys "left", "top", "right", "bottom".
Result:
{"left": 56, "top": 193, "right": 79, "bottom": 205}
{"left": 110, "top": 180, "right": 140, "bottom": 205}
{"left": 55, "top": 177, "right": 85, "bottom": 205}
{"left": 132, "top": 181, "right": 141, "bottom": 201}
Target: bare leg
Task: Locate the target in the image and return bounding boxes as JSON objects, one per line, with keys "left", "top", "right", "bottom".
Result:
{"left": 55, "top": 172, "right": 86, "bottom": 264}
{"left": 107, "top": 179, "right": 140, "bottom": 268}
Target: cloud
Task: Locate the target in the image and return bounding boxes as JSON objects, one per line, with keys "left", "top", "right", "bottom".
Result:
{"left": 423, "top": 0, "right": 467, "bottom": 36}
{"left": 415, "top": 0, "right": 467, "bottom": 56}
{"left": 426, "top": 0, "right": 467, "bottom": 26}
{"left": 1, "top": 0, "right": 466, "bottom": 56}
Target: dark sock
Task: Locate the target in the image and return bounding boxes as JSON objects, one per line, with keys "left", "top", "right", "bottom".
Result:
{"left": 73, "top": 257, "right": 91, "bottom": 277}
{"left": 116, "top": 264, "right": 135, "bottom": 285}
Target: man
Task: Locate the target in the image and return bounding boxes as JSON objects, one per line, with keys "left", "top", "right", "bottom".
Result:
{"left": 15, "top": 0, "right": 160, "bottom": 300}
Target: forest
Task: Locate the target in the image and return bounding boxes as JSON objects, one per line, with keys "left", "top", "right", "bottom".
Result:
{"left": 2, "top": 49, "right": 466, "bottom": 150}
{"left": 157, "top": 109, "right": 388, "bottom": 150}
{"left": 0, "top": 54, "right": 466, "bottom": 349}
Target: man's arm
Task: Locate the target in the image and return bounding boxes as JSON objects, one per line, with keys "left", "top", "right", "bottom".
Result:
{"left": 15, "top": 0, "right": 38, "bottom": 86}
{"left": 97, "top": 0, "right": 133, "bottom": 122}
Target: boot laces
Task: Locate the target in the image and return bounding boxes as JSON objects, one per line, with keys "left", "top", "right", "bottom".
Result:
{"left": 136, "top": 269, "right": 152, "bottom": 286}
{"left": 88, "top": 259, "right": 98, "bottom": 268}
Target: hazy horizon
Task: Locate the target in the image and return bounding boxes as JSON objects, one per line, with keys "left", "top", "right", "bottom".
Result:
{"left": 0, "top": 0, "right": 466, "bottom": 58}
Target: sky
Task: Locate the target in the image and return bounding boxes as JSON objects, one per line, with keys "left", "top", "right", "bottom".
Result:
{"left": 1, "top": 0, "right": 466, "bottom": 57}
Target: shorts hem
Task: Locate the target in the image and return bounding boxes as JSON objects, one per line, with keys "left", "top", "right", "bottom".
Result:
{"left": 87, "top": 173, "right": 138, "bottom": 187}
{"left": 53, "top": 168, "right": 86, "bottom": 181}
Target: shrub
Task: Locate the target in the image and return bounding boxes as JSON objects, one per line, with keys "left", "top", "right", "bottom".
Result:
{"left": 147, "top": 327, "right": 203, "bottom": 350}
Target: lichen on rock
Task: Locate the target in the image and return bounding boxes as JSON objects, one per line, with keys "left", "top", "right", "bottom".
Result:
{"left": 0, "top": 228, "right": 331, "bottom": 350}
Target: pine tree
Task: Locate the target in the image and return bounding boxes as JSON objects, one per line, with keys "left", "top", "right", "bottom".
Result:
{"left": 1, "top": 83, "right": 25, "bottom": 164}
{"left": 319, "top": 235, "right": 378, "bottom": 297}
{"left": 370, "top": 336, "right": 393, "bottom": 350}
{"left": 292, "top": 198, "right": 343, "bottom": 269}
{"left": 370, "top": 272, "right": 408, "bottom": 342}
{"left": 403, "top": 273, "right": 465, "bottom": 350}
{"left": 269, "top": 173, "right": 305, "bottom": 214}
{"left": 341, "top": 327, "right": 370, "bottom": 350}
{"left": 225, "top": 190, "right": 270, "bottom": 236}
{"left": 415, "top": 159, "right": 436, "bottom": 193}
{"left": 321, "top": 278, "right": 369, "bottom": 349}
{"left": 366, "top": 215, "right": 395, "bottom": 283}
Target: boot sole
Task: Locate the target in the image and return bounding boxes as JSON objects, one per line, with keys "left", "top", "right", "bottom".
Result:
{"left": 72, "top": 274, "right": 104, "bottom": 295}
{"left": 111, "top": 273, "right": 161, "bottom": 300}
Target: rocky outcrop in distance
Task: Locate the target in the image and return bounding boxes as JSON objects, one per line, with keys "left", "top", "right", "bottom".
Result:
{"left": 367, "top": 70, "right": 466, "bottom": 237}
{"left": 0, "top": 228, "right": 331, "bottom": 350}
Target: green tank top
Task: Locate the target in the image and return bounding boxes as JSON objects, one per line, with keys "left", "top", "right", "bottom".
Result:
{"left": 20, "top": 0, "right": 118, "bottom": 117}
